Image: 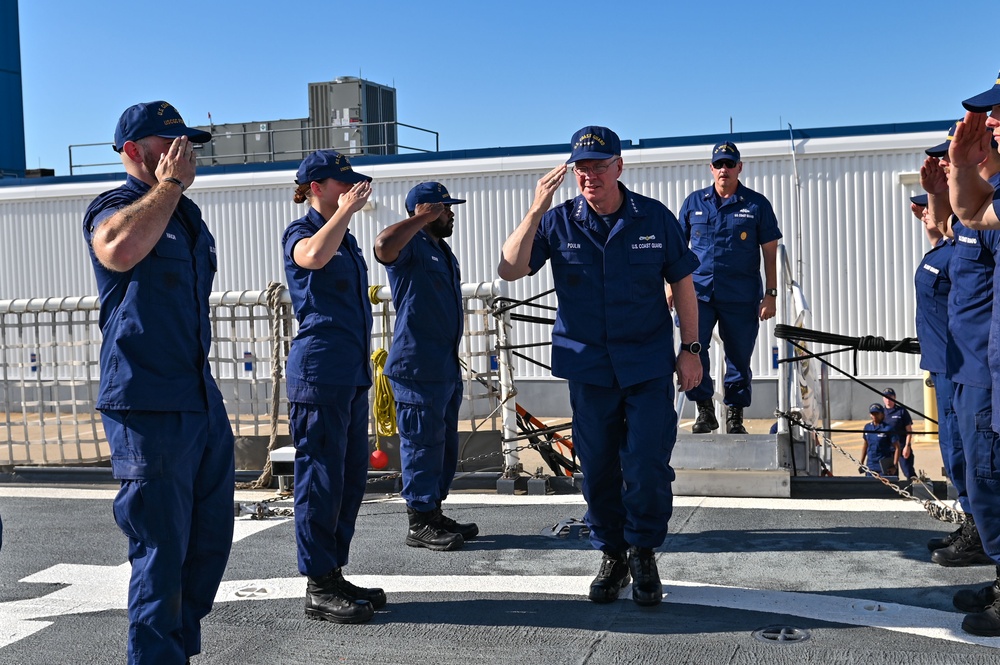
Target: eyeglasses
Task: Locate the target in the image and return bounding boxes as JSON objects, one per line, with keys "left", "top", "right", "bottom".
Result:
{"left": 572, "top": 158, "right": 619, "bottom": 177}
{"left": 712, "top": 160, "right": 737, "bottom": 170}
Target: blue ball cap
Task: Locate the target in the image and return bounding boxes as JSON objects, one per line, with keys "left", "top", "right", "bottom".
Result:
{"left": 869, "top": 403, "right": 884, "bottom": 414}
{"left": 113, "top": 101, "right": 211, "bottom": 152}
{"left": 566, "top": 126, "right": 621, "bottom": 164}
{"left": 925, "top": 121, "right": 959, "bottom": 158}
{"left": 910, "top": 193, "right": 928, "bottom": 206}
{"left": 963, "top": 71, "right": 1000, "bottom": 112}
{"left": 712, "top": 141, "right": 740, "bottom": 165}
{"left": 405, "top": 182, "right": 466, "bottom": 213}
{"left": 295, "top": 150, "right": 372, "bottom": 185}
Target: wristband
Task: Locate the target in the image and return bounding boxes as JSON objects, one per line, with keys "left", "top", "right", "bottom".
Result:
{"left": 163, "top": 177, "right": 186, "bottom": 191}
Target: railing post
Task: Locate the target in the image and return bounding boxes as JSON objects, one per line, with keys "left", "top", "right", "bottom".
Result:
{"left": 494, "top": 280, "right": 520, "bottom": 472}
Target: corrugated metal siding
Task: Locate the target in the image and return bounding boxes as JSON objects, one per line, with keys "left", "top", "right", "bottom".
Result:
{"left": 0, "top": 129, "right": 944, "bottom": 383}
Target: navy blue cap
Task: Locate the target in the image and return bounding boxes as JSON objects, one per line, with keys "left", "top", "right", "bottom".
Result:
{"left": 566, "top": 126, "right": 621, "bottom": 164}
{"left": 910, "top": 193, "right": 928, "bottom": 206}
{"left": 869, "top": 403, "right": 884, "bottom": 414}
{"left": 882, "top": 387, "right": 895, "bottom": 396}
{"left": 405, "top": 182, "right": 466, "bottom": 213}
{"left": 295, "top": 150, "right": 372, "bottom": 185}
{"left": 963, "top": 71, "right": 1000, "bottom": 112}
{"left": 113, "top": 101, "right": 211, "bottom": 152}
{"left": 712, "top": 141, "right": 741, "bottom": 165}
{"left": 926, "top": 122, "right": 959, "bottom": 158}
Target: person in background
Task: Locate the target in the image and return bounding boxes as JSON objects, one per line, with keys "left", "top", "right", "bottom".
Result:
{"left": 374, "top": 182, "right": 479, "bottom": 551}
{"left": 283, "top": 150, "right": 384, "bottom": 624}
{"left": 881, "top": 388, "right": 915, "bottom": 479}
{"left": 677, "top": 142, "right": 782, "bottom": 434}
{"left": 859, "top": 403, "right": 900, "bottom": 476}
{"left": 82, "top": 101, "right": 235, "bottom": 664}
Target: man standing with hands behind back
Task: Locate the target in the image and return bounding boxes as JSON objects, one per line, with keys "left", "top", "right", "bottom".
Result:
{"left": 499, "top": 125, "right": 701, "bottom": 607}
{"left": 82, "top": 101, "right": 235, "bottom": 664}
{"left": 678, "top": 142, "right": 782, "bottom": 435}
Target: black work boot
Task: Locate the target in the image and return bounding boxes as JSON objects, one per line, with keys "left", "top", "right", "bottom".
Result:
{"left": 954, "top": 567, "right": 1000, "bottom": 613}
{"left": 588, "top": 550, "right": 630, "bottom": 603}
{"left": 406, "top": 508, "right": 464, "bottom": 551}
{"left": 932, "top": 519, "right": 994, "bottom": 566}
{"left": 726, "top": 406, "right": 747, "bottom": 434}
{"left": 305, "top": 569, "right": 374, "bottom": 624}
{"left": 963, "top": 597, "right": 1000, "bottom": 636}
{"left": 691, "top": 400, "right": 719, "bottom": 433}
{"left": 331, "top": 568, "right": 387, "bottom": 610}
{"left": 434, "top": 505, "right": 479, "bottom": 540}
{"left": 628, "top": 546, "right": 663, "bottom": 606}
{"left": 928, "top": 520, "right": 966, "bottom": 552}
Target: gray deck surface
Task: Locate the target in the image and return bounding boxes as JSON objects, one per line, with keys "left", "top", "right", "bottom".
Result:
{"left": 1, "top": 484, "right": 999, "bottom": 664}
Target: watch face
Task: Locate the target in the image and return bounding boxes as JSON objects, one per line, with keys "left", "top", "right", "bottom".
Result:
{"left": 688, "top": 341, "right": 702, "bottom": 354}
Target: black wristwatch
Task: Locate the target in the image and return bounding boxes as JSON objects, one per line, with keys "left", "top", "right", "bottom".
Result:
{"left": 765, "top": 288, "right": 778, "bottom": 297}
{"left": 680, "top": 341, "right": 702, "bottom": 355}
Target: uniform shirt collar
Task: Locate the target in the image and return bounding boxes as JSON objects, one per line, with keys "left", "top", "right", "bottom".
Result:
{"left": 571, "top": 183, "right": 644, "bottom": 223}
{"left": 702, "top": 181, "right": 746, "bottom": 203}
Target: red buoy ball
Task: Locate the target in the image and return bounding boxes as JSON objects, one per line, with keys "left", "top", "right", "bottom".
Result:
{"left": 370, "top": 449, "right": 389, "bottom": 469}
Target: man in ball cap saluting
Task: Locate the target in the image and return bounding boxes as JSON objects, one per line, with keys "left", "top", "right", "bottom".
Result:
{"left": 374, "top": 182, "right": 478, "bottom": 551}
{"left": 499, "top": 126, "right": 702, "bottom": 607}
{"left": 82, "top": 101, "right": 233, "bottom": 664}
{"left": 943, "top": 69, "right": 1000, "bottom": 637}
{"left": 677, "top": 141, "right": 782, "bottom": 435}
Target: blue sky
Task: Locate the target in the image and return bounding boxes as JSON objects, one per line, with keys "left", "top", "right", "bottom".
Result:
{"left": 15, "top": 0, "right": 1000, "bottom": 175}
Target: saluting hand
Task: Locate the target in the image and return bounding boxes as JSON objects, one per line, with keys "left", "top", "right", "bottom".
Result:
{"left": 949, "top": 112, "right": 991, "bottom": 169}
{"left": 414, "top": 202, "right": 445, "bottom": 220}
{"left": 920, "top": 156, "right": 948, "bottom": 195}
{"left": 338, "top": 180, "right": 373, "bottom": 215}
{"left": 530, "top": 165, "right": 567, "bottom": 213}
{"left": 155, "top": 135, "right": 197, "bottom": 190}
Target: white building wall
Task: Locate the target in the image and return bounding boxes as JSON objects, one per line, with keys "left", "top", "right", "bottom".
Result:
{"left": 0, "top": 128, "right": 943, "bottom": 401}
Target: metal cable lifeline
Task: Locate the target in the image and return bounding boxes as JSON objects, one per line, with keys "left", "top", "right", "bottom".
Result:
{"left": 773, "top": 324, "right": 961, "bottom": 523}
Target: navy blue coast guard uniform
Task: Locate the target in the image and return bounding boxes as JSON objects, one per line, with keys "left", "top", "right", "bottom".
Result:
{"left": 83, "top": 175, "right": 235, "bottom": 665}
{"left": 527, "top": 184, "right": 698, "bottom": 552}
{"left": 378, "top": 229, "right": 464, "bottom": 512}
{"left": 283, "top": 207, "right": 374, "bottom": 577}
{"left": 883, "top": 401, "right": 914, "bottom": 478}
{"left": 862, "top": 420, "right": 899, "bottom": 475}
{"left": 679, "top": 182, "right": 782, "bottom": 407}
{"left": 949, "top": 210, "right": 1000, "bottom": 564}
{"left": 914, "top": 237, "right": 965, "bottom": 506}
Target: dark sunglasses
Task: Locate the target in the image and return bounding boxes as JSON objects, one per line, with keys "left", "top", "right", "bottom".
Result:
{"left": 712, "top": 160, "right": 737, "bottom": 169}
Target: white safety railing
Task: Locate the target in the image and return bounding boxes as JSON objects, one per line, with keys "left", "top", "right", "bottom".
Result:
{"left": 1, "top": 282, "right": 520, "bottom": 470}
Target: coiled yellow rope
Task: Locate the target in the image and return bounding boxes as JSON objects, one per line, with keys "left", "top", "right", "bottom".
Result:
{"left": 368, "top": 285, "right": 396, "bottom": 445}
{"left": 370, "top": 348, "right": 397, "bottom": 441}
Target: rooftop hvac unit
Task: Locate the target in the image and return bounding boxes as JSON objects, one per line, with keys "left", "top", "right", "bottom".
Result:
{"left": 308, "top": 77, "right": 397, "bottom": 155}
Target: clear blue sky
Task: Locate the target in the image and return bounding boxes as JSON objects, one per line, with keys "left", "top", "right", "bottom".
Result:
{"left": 15, "top": 0, "right": 1000, "bottom": 175}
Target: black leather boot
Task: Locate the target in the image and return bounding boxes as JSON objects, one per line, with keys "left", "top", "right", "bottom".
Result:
{"left": 932, "top": 519, "right": 993, "bottom": 566}
{"left": 406, "top": 508, "right": 464, "bottom": 551}
{"left": 928, "top": 520, "right": 965, "bottom": 552}
{"left": 305, "top": 569, "right": 374, "bottom": 624}
{"left": 331, "top": 568, "right": 386, "bottom": 610}
{"left": 434, "top": 505, "right": 479, "bottom": 540}
{"left": 691, "top": 400, "right": 719, "bottom": 433}
{"left": 588, "top": 551, "right": 630, "bottom": 603}
{"left": 954, "top": 566, "right": 1000, "bottom": 613}
{"left": 628, "top": 546, "right": 663, "bottom": 606}
{"left": 726, "top": 406, "right": 747, "bottom": 434}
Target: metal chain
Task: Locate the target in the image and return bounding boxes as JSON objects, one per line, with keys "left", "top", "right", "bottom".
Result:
{"left": 776, "top": 409, "right": 963, "bottom": 523}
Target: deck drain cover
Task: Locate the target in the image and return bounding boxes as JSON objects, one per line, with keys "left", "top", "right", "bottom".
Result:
{"left": 541, "top": 517, "right": 590, "bottom": 539}
{"left": 752, "top": 625, "right": 810, "bottom": 643}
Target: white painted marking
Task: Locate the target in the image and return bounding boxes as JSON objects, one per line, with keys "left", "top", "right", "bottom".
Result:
{"left": 0, "top": 517, "right": 287, "bottom": 649}
{"left": 212, "top": 575, "right": 1000, "bottom": 648}
{"left": 0, "top": 486, "right": 929, "bottom": 513}
{"left": 437, "top": 494, "right": 928, "bottom": 512}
